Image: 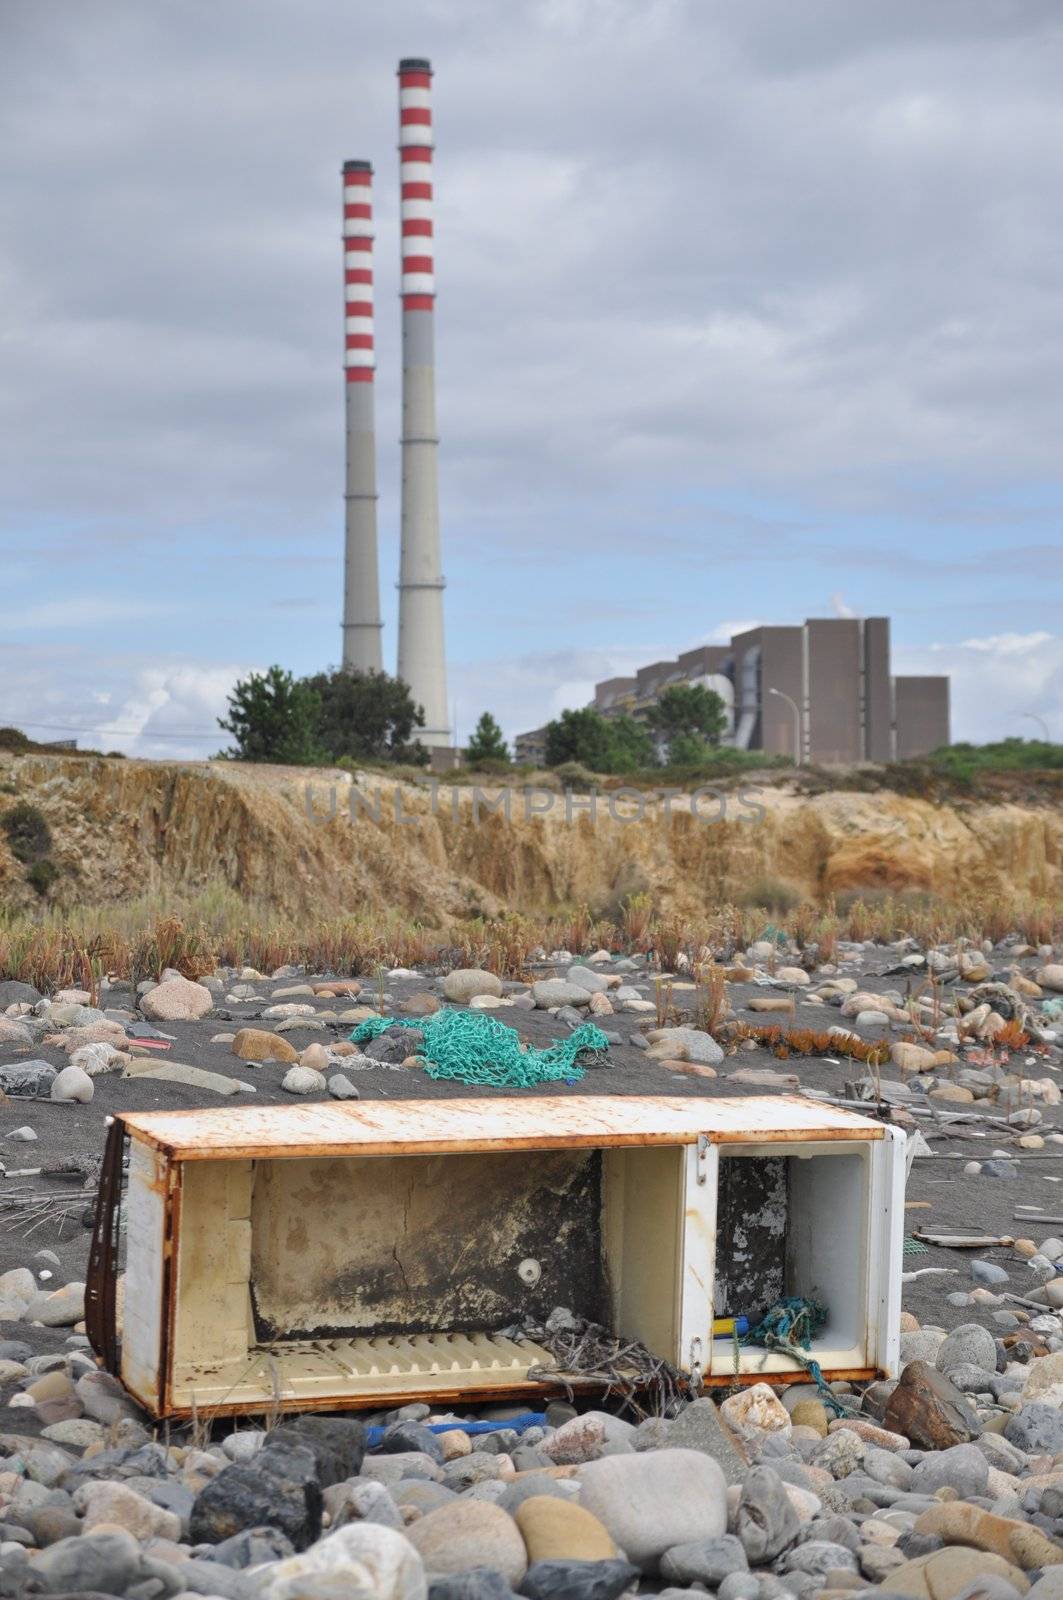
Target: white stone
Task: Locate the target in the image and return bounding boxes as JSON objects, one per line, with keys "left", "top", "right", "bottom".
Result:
{"left": 281, "top": 1066, "right": 327, "bottom": 1095}
{"left": 221, "top": 1429, "right": 267, "bottom": 1462}
{"left": 24, "top": 1281, "right": 86, "bottom": 1326}
{"left": 50, "top": 1065, "right": 93, "bottom": 1103}
{"left": 720, "top": 1383, "right": 792, "bottom": 1437}
{"left": 140, "top": 976, "right": 213, "bottom": 1022}
{"left": 405, "top": 1501, "right": 525, "bottom": 1583}
{"left": 532, "top": 979, "right": 593, "bottom": 1008}
{"left": 0, "top": 1268, "right": 36, "bottom": 1313}
{"left": 645, "top": 1027, "right": 724, "bottom": 1065}
{"left": 442, "top": 968, "right": 503, "bottom": 1003}
{"left": 577, "top": 1448, "right": 727, "bottom": 1573}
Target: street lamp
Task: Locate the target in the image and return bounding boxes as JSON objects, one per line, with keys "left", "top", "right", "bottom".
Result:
{"left": 1021, "top": 712, "right": 1051, "bottom": 743}
{"left": 768, "top": 687, "right": 802, "bottom": 767}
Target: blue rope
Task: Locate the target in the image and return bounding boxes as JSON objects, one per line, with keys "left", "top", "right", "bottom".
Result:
{"left": 742, "top": 1297, "right": 856, "bottom": 1416}
{"left": 365, "top": 1411, "right": 546, "bottom": 1448}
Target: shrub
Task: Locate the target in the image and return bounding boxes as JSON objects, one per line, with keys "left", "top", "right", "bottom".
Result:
{"left": 1, "top": 801, "right": 53, "bottom": 864}
{"left": 0, "top": 728, "right": 31, "bottom": 752}
{"left": 26, "top": 859, "right": 59, "bottom": 896}
{"left": 740, "top": 877, "right": 804, "bottom": 914}
{"left": 553, "top": 761, "right": 597, "bottom": 790}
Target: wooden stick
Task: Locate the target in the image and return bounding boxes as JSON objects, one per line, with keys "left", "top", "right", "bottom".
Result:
{"left": 1003, "top": 1291, "right": 1054, "bottom": 1313}
{"left": 914, "top": 1232, "right": 1015, "bottom": 1249}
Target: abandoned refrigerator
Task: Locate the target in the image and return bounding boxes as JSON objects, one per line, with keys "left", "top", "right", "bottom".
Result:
{"left": 85, "top": 1096, "right": 905, "bottom": 1419}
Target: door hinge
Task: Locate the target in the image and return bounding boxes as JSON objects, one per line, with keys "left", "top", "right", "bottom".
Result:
{"left": 696, "top": 1132, "right": 710, "bottom": 1184}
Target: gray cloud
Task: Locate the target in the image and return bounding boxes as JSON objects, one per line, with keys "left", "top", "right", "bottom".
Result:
{"left": 3, "top": 0, "right": 1063, "bottom": 532}
{"left": 3, "top": 0, "right": 1063, "bottom": 750}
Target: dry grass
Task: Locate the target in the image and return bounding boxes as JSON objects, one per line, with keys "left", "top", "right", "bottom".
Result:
{"left": 693, "top": 963, "right": 729, "bottom": 1034}
{"left": 0, "top": 881, "right": 1059, "bottom": 989}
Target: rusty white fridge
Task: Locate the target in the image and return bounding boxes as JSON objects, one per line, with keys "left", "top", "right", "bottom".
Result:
{"left": 86, "top": 1095, "right": 904, "bottom": 1419}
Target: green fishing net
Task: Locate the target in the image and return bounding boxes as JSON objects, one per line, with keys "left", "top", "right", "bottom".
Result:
{"left": 350, "top": 1008, "right": 610, "bottom": 1088}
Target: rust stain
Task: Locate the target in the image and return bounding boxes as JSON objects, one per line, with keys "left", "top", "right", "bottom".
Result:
{"left": 703, "top": 1367, "right": 880, "bottom": 1389}
{"left": 117, "top": 1095, "right": 884, "bottom": 1162}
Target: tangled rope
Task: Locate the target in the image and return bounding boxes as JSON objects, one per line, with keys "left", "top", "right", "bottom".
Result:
{"left": 351, "top": 1009, "right": 610, "bottom": 1089}
{"left": 741, "top": 1296, "right": 857, "bottom": 1416}
{"left": 512, "top": 1309, "right": 691, "bottom": 1420}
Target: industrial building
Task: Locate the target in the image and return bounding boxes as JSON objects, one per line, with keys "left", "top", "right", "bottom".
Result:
{"left": 515, "top": 617, "right": 949, "bottom": 766}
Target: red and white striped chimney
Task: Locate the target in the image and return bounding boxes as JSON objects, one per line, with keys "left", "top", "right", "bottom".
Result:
{"left": 340, "top": 158, "right": 383, "bottom": 673}
{"left": 396, "top": 58, "right": 450, "bottom": 746}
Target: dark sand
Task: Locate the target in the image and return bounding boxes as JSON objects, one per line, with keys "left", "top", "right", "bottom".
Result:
{"left": 2, "top": 962, "right": 1059, "bottom": 1386}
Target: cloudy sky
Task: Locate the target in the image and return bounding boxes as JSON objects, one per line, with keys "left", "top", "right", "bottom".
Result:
{"left": 2, "top": 0, "right": 1063, "bottom": 756}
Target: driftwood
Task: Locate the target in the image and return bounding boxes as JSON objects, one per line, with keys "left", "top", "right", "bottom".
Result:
{"left": 913, "top": 1232, "right": 1015, "bottom": 1249}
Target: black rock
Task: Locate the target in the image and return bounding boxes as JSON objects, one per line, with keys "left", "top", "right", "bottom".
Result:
{"left": 374, "top": 1419, "right": 445, "bottom": 1463}
{"left": 188, "top": 1441, "right": 323, "bottom": 1551}
{"left": 0, "top": 1061, "right": 56, "bottom": 1097}
{"left": 264, "top": 1428, "right": 345, "bottom": 1489}
{"left": 479, "top": 1430, "right": 519, "bottom": 1455}
{"left": 895, "top": 1530, "right": 944, "bottom": 1558}
{"left": 208, "top": 1525, "right": 296, "bottom": 1569}
{"left": 519, "top": 1561, "right": 639, "bottom": 1600}
{"left": 430, "top": 1571, "right": 517, "bottom": 1600}
{"left": 272, "top": 1414, "right": 366, "bottom": 1481}
{"left": 364, "top": 1026, "right": 424, "bottom": 1062}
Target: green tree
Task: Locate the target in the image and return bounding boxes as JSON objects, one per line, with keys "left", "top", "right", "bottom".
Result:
{"left": 607, "top": 714, "right": 657, "bottom": 773}
{"left": 465, "top": 711, "right": 509, "bottom": 764}
{"left": 544, "top": 708, "right": 617, "bottom": 770}
{"left": 544, "top": 708, "right": 657, "bottom": 774}
{"left": 305, "top": 668, "right": 426, "bottom": 764}
{"left": 667, "top": 732, "right": 713, "bottom": 767}
{"left": 217, "top": 667, "right": 324, "bottom": 765}
{"left": 648, "top": 684, "right": 727, "bottom": 751}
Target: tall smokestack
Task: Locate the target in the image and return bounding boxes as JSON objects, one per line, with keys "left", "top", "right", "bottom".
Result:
{"left": 396, "top": 58, "right": 450, "bottom": 747}
{"left": 341, "top": 159, "right": 383, "bottom": 674}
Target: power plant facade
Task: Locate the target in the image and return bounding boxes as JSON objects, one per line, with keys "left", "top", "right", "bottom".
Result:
{"left": 340, "top": 159, "right": 383, "bottom": 674}
{"left": 515, "top": 616, "right": 950, "bottom": 766}
{"left": 339, "top": 60, "right": 450, "bottom": 750}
